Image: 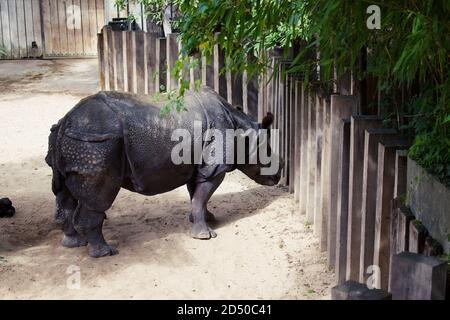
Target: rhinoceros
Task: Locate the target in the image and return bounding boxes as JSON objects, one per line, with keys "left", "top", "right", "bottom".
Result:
{"left": 46, "top": 86, "right": 281, "bottom": 258}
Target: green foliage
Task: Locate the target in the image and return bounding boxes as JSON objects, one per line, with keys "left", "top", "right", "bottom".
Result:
{"left": 115, "top": 0, "right": 450, "bottom": 182}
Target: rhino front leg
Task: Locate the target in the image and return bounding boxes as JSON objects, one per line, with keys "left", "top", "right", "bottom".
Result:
{"left": 187, "top": 180, "right": 216, "bottom": 223}
{"left": 74, "top": 206, "right": 118, "bottom": 258}
{"left": 190, "top": 173, "right": 225, "bottom": 239}
{"left": 55, "top": 188, "right": 87, "bottom": 248}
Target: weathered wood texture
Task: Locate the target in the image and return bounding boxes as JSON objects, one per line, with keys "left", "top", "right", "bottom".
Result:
{"left": 0, "top": 0, "right": 105, "bottom": 59}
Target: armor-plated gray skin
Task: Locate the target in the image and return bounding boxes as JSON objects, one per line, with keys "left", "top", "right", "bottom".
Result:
{"left": 46, "top": 87, "right": 281, "bottom": 258}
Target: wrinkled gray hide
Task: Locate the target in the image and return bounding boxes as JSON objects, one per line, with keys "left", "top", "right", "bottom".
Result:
{"left": 46, "top": 86, "right": 280, "bottom": 257}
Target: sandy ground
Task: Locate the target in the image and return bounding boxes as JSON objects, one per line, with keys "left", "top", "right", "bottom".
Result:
{"left": 0, "top": 59, "right": 333, "bottom": 299}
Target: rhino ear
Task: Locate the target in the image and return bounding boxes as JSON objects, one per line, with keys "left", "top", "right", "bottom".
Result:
{"left": 261, "top": 112, "right": 274, "bottom": 129}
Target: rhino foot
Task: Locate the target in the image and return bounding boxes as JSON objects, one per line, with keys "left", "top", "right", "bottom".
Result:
{"left": 89, "top": 245, "right": 118, "bottom": 258}
{"left": 188, "top": 211, "right": 216, "bottom": 223}
{"left": 191, "top": 223, "right": 217, "bottom": 240}
{"left": 61, "top": 234, "right": 88, "bottom": 248}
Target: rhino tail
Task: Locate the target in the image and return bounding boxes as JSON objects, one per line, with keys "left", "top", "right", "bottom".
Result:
{"left": 46, "top": 122, "right": 64, "bottom": 195}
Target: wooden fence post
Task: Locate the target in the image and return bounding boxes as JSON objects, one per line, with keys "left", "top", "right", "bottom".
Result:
{"left": 299, "top": 83, "right": 309, "bottom": 216}
{"left": 135, "top": 31, "right": 145, "bottom": 94}
{"left": 314, "top": 95, "right": 324, "bottom": 235}
{"left": 213, "top": 42, "right": 227, "bottom": 99}
{"left": 319, "top": 98, "right": 331, "bottom": 251}
{"left": 166, "top": 33, "right": 179, "bottom": 91}
{"left": 335, "top": 118, "right": 351, "bottom": 284}
{"left": 306, "top": 89, "right": 316, "bottom": 223}
{"left": 346, "top": 115, "right": 383, "bottom": 282}
{"left": 98, "top": 31, "right": 105, "bottom": 90}
{"left": 294, "top": 80, "right": 303, "bottom": 204}
{"left": 373, "top": 140, "right": 408, "bottom": 290}
{"left": 327, "top": 95, "right": 357, "bottom": 270}
{"left": 156, "top": 37, "right": 166, "bottom": 92}
{"left": 359, "top": 128, "right": 398, "bottom": 283}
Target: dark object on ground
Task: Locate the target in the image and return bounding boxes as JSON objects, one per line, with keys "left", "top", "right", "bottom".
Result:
{"left": 46, "top": 87, "right": 282, "bottom": 258}
{"left": 0, "top": 198, "right": 15, "bottom": 218}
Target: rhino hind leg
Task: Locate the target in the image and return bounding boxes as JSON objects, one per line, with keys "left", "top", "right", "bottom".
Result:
{"left": 190, "top": 173, "right": 225, "bottom": 240}
{"left": 74, "top": 205, "right": 118, "bottom": 258}
{"left": 54, "top": 187, "right": 87, "bottom": 248}
{"left": 186, "top": 180, "right": 216, "bottom": 223}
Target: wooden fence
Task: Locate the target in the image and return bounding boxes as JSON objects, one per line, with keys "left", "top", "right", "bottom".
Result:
{"left": 0, "top": 0, "right": 106, "bottom": 59}
{"left": 98, "top": 27, "right": 447, "bottom": 296}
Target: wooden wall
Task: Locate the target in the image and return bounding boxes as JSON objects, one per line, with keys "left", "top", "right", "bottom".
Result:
{"left": 0, "top": 0, "right": 106, "bottom": 59}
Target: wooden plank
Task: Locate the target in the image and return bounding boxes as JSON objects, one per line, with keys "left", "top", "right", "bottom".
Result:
{"left": 201, "top": 54, "right": 214, "bottom": 89}
{"left": 72, "top": 0, "right": 83, "bottom": 54}
{"left": 314, "top": 96, "right": 324, "bottom": 235}
{"left": 156, "top": 37, "right": 166, "bottom": 92}
{"left": 319, "top": 98, "right": 331, "bottom": 251}
{"left": 106, "top": 26, "right": 115, "bottom": 90}
{"left": 15, "top": 0, "right": 28, "bottom": 57}
{"left": 31, "top": 0, "right": 42, "bottom": 52}
{"left": 97, "top": 32, "right": 104, "bottom": 89}
{"left": 288, "top": 76, "right": 296, "bottom": 193}
{"left": 0, "top": 0, "right": 11, "bottom": 58}
{"left": 145, "top": 32, "right": 157, "bottom": 94}
{"left": 359, "top": 128, "right": 398, "bottom": 283}
{"left": 306, "top": 89, "right": 316, "bottom": 223}
{"left": 95, "top": 0, "right": 105, "bottom": 32}
{"left": 24, "top": 0, "right": 35, "bottom": 56}
{"left": 346, "top": 116, "right": 382, "bottom": 281}
{"left": 88, "top": 0, "right": 98, "bottom": 54}
{"left": 299, "top": 82, "right": 309, "bottom": 216}
{"left": 41, "top": 0, "right": 52, "bottom": 56}
{"left": 50, "top": 0, "right": 61, "bottom": 55}
{"left": 335, "top": 118, "right": 351, "bottom": 284}
{"left": 373, "top": 140, "right": 409, "bottom": 290}
{"left": 125, "top": 31, "right": 134, "bottom": 92}
{"left": 113, "top": 31, "right": 124, "bottom": 91}
{"left": 166, "top": 33, "right": 179, "bottom": 91}
{"left": 58, "top": 0, "right": 69, "bottom": 56}
{"left": 80, "top": 0, "right": 91, "bottom": 54}
{"left": 293, "top": 80, "right": 303, "bottom": 205}
{"left": 8, "top": 0, "right": 19, "bottom": 58}
{"left": 65, "top": 0, "right": 76, "bottom": 55}
{"left": 213, "top": 41, "right": 227, "bottom": 99}
{"left": 134, "top": 31, "right": 145, "bottom": 94}
{"left": 327, "top": 95, "right": 357, "bottom": 270}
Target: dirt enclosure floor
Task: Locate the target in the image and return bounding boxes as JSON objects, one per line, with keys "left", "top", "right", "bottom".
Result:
{"left": 0, "top": 59, "right": 333, "bottom": 299}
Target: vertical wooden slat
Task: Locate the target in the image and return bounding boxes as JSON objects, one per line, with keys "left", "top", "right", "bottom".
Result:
{"left": 41, "top": 0, "right": 52, "bottom": 56}
{"left": 80, "top": 0, "right": 91, "bottom": 54}
{"left": 166, "top": 33, "right": 179, "bottom": 91}
{"left": 135, "top": 31, "right": 145, "bottom": 94}
{"left": 299, "top": 82, "right": 309, "bottom": 216}
{"left": 88, "top": 0, "right": 98, "bottom": 54}
{"left": 66, "top": 0, "right": 76, "bottom": 55}
{"left": 113, "top": 31, "right": 124, "bottom": 91}
{"left": 58, "top": 0, "right": 68, "bottom": 56}
{"left": 8, "top": 0, "right": 19, "bottom": 58}
{"left": 73, "top": 0, "right": 83, "bottom": 54}
{"left": 50, "top": 0, "right": 61, "bottom": 55}
{"left": 288, "top": 76, "right": 296, "bottom": 193}
{"left": 156, "top": 37, "right": 166, "bottom": 92}
{"left": 106, "top": 26, "right": 114, "bottom": 90}
{"left": 15, "top": 0, "right": 27, "bottom": 57}
{"left": 319, "top": 98, "right": 331, "bottom": 251}
{"left": 201, "top": 54, "right": 214, "bottom": 89}
{"left": 95, "top": 0, "right": 105, "bottom": 32}
{"left": 145, "top": 33, "right": 156, "bottom": 94}
{"left": 31, "top": 0, "right": 42, "bottom": 51}
{"left": 24, "top": 0, "right": 34, "bottom": 56}
{"left": 97, "top": 31, "right": 104, "bottom": 89}
{"left": 314, "top": 96, "right": 324, "bottom": 235}
{"left": 125, "top": 30, "right": 134, "bottom": 92}
{"left": 306, "top": 89, "right": 316, "bottom": 223}
{"left": 293, "top": 80, "right": 303, "bottom": 205}
{"left": 0, "top": 0, "right": 11, "bottom": 58}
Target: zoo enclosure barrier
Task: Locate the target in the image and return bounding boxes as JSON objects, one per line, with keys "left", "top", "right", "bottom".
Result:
{"left": 97, "top": 27, "right": 448, "bottom": 299}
